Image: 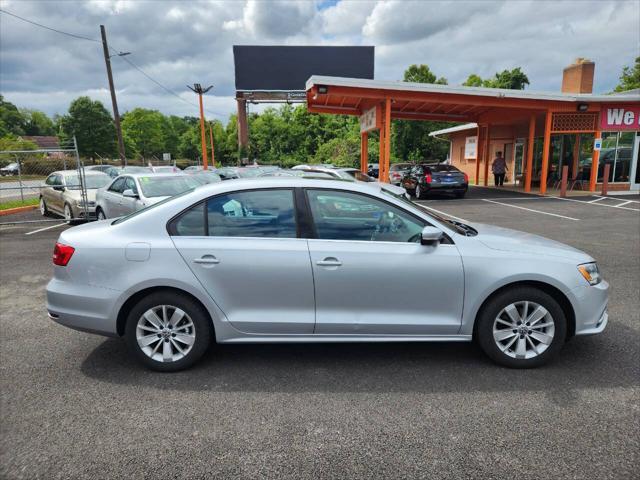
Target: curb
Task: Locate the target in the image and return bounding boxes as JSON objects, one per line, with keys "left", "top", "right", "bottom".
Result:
{"left": 0, "top": 205, "right": 38, "bottom": 216}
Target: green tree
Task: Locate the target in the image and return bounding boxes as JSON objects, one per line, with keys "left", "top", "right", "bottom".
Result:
{"left": 462, "top": 74, "right": 483, "bottom": 87}
{"left": 483, "top": 67, "right": 529, "bottom": 89}
{"left": 59, "top": 97, "right": 117, "bottom": 157}
{"left": 21, "top": 109, "right": 55, "bottom": 136}
{"left": 121, "top": 108, "right": 166, "bottom": 159}
{"left": 393, "top": 65, "right": 453, "bottom": 163}
{"left": 0, "top": 95, "right": 26, "bottom": 137}
{"left": 403, "top": 64, "right": 448, "bottom": 84}
{"left": 614, "top": 57, "right": 640, "bottom": 92}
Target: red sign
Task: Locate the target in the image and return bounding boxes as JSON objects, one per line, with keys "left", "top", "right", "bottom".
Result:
{"left": 600, "top": 104, "right": 640, "bottom": 131}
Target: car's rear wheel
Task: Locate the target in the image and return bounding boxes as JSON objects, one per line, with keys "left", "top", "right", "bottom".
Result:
{"left": 39, "top": 197, "right": 50, "bottom": 217}
{"left": 124, "top": 291, "right": 213, "bottom": 372}
{"left": 63, "top": 203, "right": 73, "bottom": 223}
{"left": 476, "top": 287, "right": 566, "bottom": 368}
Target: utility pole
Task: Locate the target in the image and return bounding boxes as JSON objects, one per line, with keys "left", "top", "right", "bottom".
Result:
{"left": 100, "top": 25, "right": 127, "bottom": 166}
{"left": 208, "top": 122, "right": 216, "bottom": 168}
{"left": 188, "top": 84, "right": 213, "bottom": 170}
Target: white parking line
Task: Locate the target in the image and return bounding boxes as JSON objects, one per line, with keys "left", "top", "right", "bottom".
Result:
{"left": 551, "top": 196, "right": 640, "bottom": 212}
{"left": 616, "top": 201, "right": 633, "bottom": 207}
{"left": 593, "top": 195, "right": 640, "bottom": 203}
{"left": 25, "top": 223, "right": 65, "bottom": 235}
{"left": 587, "top": 197, "right": 606, "bottom": 203}
{"left": 482, "top": 199, "right": 580, "bottom": 221}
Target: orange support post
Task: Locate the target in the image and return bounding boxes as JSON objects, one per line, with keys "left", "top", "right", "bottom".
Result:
{"left": 381, "top": 98, "right": 391, "bottom": 183}
{"left": 360, "top": 131, "right": 368, "bottom": 174}
{"left": 475, "top": 125, "right": 483, "bottom": 185}
{"left": 198, "top": 93, "right": 209, "bottom": 170}
{"left": 524, "top": 114, "right": 535, "bottom": 192}
{"left": 589, "top": 130, "right": 601, "bottom": 192}
{"left": 379, "top": 116, "right": 385, "bottom": 182}
{"left": 539, "top": 110, "right": 553, "bottom": 195}
{"left": 483, "top": 125, "right": 490, "bottom": 186}
{"left": 208, "top": 123, "right": 216, "bottom": 168}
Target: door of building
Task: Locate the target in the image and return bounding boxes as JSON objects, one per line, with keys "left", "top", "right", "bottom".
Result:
{"left": 631, "top": 135, "right": 640, "bottom": 191}
{"left": 513, "top": 140, "right": 525, "bottom": 186}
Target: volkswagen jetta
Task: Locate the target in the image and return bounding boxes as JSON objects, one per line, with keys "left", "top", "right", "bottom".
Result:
{"left": 46, "top": 178, "right": 608, "bottom": 371}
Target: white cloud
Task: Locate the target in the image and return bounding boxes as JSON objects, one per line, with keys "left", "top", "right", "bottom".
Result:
{"left": 0, "top": 0, "right": 637, "bottom": 121}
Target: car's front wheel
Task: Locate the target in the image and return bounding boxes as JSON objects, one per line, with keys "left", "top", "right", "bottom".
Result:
{"left": 415, "top": 183, "right": 424, "bottom": 200}
{"left": 96, "top": 208, "right": 106, "bottom": 220}
{"left": 476, "top": 287, "right": 566, "bottom": 368}
{"left": 63, "top": 203, "right": 74, "bottom": 223}
{"left": 39, "top": 197, "right": 50, "bottom": 217}
{"left": 124, "top": 291, "right": 213, "bottom": 372}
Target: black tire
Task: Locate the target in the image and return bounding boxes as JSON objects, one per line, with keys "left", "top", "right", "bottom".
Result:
{"left": 455, "top": 191, "right": 466, "bottom": 199}
{"left": 96, "top": 207, "right": 106, "bottom": 221}
{"left": 39, "top": 197, "right": 51, "bottom": 217}
{"left": 476, "top": 287, "right": 566, "bottom": 368}
{"left": 415, "top": 183, "right": 424, "bottom": 200}
{"left": 124, "top": 290, "right": 214, "bottom": 372}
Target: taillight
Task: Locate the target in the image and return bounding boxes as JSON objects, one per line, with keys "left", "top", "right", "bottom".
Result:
{"left": 53, "top": 242, "right": 75, "bottom": 266}
{"left": 463, "top": 173, "right": 469, "bottom": 183}
{"left": 424, "top": 173, "right": 432, "bottom": 183}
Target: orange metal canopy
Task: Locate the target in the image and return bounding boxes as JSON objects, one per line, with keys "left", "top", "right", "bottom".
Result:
{"left": 305, "top": 76, "right": 639, "bottom": 193}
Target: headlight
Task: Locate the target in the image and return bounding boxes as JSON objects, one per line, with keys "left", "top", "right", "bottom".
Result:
{"left": 578, "top": 262, "right": 601, "bottom": 286}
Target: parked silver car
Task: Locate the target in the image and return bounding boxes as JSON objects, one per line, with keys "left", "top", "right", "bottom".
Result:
{"left": 47, "top": 178, "right": 608, "bottom": 371}
{"left": 95, "top": 173, "right": 201, "bottom": 219}
{"left": 40, "top": 170, "right": 112, "bottom": 220}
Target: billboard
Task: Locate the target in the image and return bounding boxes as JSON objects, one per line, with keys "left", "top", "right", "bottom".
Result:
{"left": 233, "top": 46, "right": 374, "bottom": 91}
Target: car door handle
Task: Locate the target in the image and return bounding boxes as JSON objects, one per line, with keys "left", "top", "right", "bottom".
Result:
{"left": 316, "top": 257, "right": 342, "bottom": 267}
{"left": 193, "top": 255, "right": 220, "bottom": 265}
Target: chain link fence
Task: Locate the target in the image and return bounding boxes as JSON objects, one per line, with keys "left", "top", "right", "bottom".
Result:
{"left": 0, "top": 140, "right": 200, "bottom": 226}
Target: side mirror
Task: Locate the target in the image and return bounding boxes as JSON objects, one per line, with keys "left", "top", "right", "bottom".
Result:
{"left": 421, "top": 226, "right": 444, "bottom": 245}
{"left": 123, "top": 189, "right": 138, "bottom": 198}
{"left": 53, "top": 185, "right": 65, "bottom": 191}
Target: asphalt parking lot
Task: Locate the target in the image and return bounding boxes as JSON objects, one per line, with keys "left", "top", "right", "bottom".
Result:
{"left": 1, "top": 187, "right": 638, "bottom": 479}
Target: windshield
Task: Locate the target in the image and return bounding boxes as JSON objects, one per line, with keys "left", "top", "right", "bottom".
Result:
{"left": 379, "top": 188, "right": 476, "bottom": 236}
{"left": 237, "top": 168, "right": 263, "bottom": 178}
{"left": 120, "top": 166, "right": 153, "bottom": 173}
{"left": 65, "top": 174, "right": 111, "bottom": 189}
{"left": 427, "top": 164, "right": 461, "bottom": 173}
{"left": 138, "top": 176, "right": 201, "bottom": 197}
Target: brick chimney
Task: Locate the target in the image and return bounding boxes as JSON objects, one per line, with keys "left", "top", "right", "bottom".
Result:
{"left": 561, "top": 58, "right": 595, "bottom": 94}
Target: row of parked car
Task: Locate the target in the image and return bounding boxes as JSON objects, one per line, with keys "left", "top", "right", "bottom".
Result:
{"left": 38, "top": 161, "right": 469, "bottom": 221}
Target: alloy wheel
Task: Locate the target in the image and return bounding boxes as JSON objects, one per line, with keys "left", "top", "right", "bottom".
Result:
{"left": 492, "top": 301, "right": 555, "bottom": 360}
{"left": 97, "top": 210, "right": 106, "bottom": 220}
{"left": 64, "top": 204, "right": 72, "bottom": 222}
{"left": 39, "top": 198, "right": 46, "bottom": 215}
{"left": 136, "top": 305, "right": 196, "bottom": 363}
{"left": 415, "top": 184, "right": 421, "bottom": 199}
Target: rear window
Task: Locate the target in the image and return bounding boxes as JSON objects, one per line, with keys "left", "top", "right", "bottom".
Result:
{"left": 138, "top": 176, "right": 201, "bottom": 198}
{"left": 427, "top": 165, "right": 461, "bottom": 173}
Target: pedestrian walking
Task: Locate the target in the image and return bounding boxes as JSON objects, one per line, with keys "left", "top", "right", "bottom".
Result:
{"left": 492, "top": 151, "right": 508, "bottom": 186}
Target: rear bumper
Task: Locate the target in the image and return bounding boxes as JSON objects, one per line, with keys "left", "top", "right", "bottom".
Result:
{"left": 571, "top": 280, "right": 609, "bottom": 336}
{"left": 426, "top": 183, "right": 468, "bottom": 192}
{"left": 46, "top": 278, "right": 119, "bottom": 337}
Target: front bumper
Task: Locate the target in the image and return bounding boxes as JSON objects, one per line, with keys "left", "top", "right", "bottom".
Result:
{"left": 71, "top": 204, "right": 97, "bottom": 219}
{"left": 571, "top": 280, "right": 609, "bottom": 336}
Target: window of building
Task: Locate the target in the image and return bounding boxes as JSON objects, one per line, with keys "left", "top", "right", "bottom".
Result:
{"left": 598, "top": 131, "right": 635, "bottom": 183}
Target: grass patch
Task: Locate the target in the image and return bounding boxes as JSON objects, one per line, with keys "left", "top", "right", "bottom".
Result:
{"left": 0, "top": 197, "right": 39, "bottom": 211}
{"left": 0, "top": 175, "right": 45, "bottom": 183}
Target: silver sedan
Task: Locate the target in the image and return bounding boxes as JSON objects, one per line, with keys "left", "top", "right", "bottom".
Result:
{"left": 47, "top": 178, "right": 608, "bottom": 371}
{"left": 95, "top": 173, "right": 201, "bottom": 219}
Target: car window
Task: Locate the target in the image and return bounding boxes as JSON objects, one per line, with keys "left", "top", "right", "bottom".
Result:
{"left": 411, "top": 166, "right": 424, "bottom": 175}
{"left": 125, "top": 177, "right": 138, "bottom": 194}
{"left": 109, "top": 177, "right": 126, "bottom": 193}
{"left": 138, "top": 176, "right": 200, "bottom": 198}
{"left": 429, "top": 165, "right": 460, "bottom": 173}
{"left": 45, "top": 174, "right": 57, "bottom": 186}
{"left": 172, "top": 202, "right": 206, "bottom": 236}
{"left": 306, "top": 189, "right": 424, "bottom": 243}
{"left": 207, "top": 189, "right": 296, "bottom": 238}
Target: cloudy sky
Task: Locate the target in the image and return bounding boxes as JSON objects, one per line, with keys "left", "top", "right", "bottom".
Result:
{"left": 0, "top": 0, "right": 638, "bottom": 122}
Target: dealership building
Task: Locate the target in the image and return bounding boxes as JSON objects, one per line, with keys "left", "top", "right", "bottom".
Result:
{"left": 305, "top": 59, "right": 640, "bottom": 194}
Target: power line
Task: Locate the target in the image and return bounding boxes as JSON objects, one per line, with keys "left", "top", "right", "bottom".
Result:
{"left": 0, "top": 8, "right": 227, "bottom": 120}
{"left": 0, "top": 8, "right": 100, "bottom": 43}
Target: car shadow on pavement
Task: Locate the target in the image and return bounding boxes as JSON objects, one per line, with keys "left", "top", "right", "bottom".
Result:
{"left": 80, "top": 325, "right": 639, "bottom": 401}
